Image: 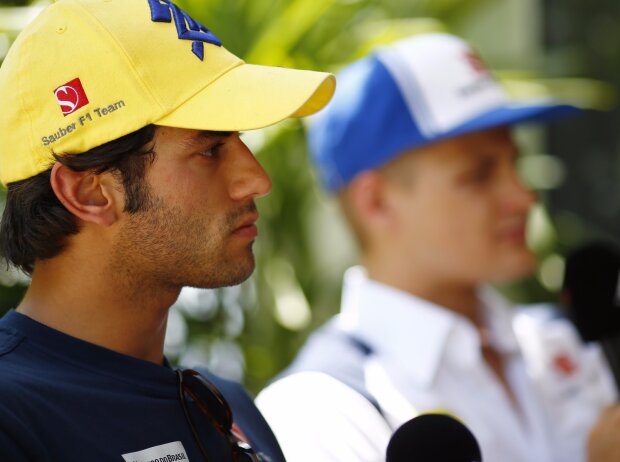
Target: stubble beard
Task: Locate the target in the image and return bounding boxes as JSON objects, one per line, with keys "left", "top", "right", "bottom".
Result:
{"left": 109, "top": 195, "right": 257, "bottom": 296}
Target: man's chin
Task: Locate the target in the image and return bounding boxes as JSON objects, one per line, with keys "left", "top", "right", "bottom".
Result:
{"left": 223, "top": 264, "right": 255, "bottom": 288}
{"left": 493, "top": 254, "right": 537, "bottom": 283}
{"left": 192, "top": 254, "right": 256, "bottom": 289}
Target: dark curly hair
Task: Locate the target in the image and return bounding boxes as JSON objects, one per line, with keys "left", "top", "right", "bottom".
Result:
{"left": 0, "top": 125, "right": 157, "bottom": 274}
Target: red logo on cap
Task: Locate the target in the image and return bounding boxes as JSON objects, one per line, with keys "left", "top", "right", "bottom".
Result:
{"left": 54, "top": 78, "right": 89, "bottom": 116}
{"left": 464, "top": 51, "right": 488, "bottom": 75}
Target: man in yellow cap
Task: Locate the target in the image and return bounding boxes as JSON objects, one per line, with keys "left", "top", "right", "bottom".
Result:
{"left": 0, "top": 0, "right": 333, "bottom": 460}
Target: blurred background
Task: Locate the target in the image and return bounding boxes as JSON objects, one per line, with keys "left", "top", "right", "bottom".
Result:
{"left": 1, "top": 0, "right": 619, "bottom": 395}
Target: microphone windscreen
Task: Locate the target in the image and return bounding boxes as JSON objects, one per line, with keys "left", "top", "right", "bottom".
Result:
{"left": 562, "top": 241, "right": 620, "bottom": 341}
{"left": 386, "top": 413, "right": 482, "bottom": 462}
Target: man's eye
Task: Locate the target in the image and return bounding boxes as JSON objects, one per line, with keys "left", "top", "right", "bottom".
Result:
{"left": 470, "top": 165, "right": 492, "bottom": 182}
{"left": 200, "top": 142, "right": 223, "bottom": 158}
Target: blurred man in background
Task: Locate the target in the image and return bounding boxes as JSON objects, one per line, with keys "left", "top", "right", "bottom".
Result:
{"left": 0, "top": 0, "right": 333, "bottom": 460}
{"left": 257, "top": 32, "right": 616, "bottom": 461}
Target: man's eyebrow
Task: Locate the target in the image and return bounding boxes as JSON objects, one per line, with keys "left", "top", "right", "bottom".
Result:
{"left": 195, "top": 130, "right": 235, "bottom": 140}
{"left": 507, "top": 147, "right": 519, "bottom": 162}
{"left": 180, "top": 130, "right": 235, "bottom": 151}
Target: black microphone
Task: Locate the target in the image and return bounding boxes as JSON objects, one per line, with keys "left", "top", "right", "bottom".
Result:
{"left": 386, "top": 413, "right": 482, "bottom": 462}
{"left": 562, "top": 241, "right": 620, "bottom": 390}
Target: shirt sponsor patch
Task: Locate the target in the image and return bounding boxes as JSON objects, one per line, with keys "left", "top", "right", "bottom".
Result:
{"left": 552, "top": 352, "right": 578, "bottom": 377}
{"left": 122, "top": 441, "right": 188, "bottom": 462}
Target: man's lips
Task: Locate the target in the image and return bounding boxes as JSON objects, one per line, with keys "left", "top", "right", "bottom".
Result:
{"left": 498, "top": 222, "right": 527, "bottom": 242}
{"left": 232, "top": 214, "right": 259, "bottom": 238}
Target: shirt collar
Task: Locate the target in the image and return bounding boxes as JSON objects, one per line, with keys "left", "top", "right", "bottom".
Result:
{"left": 338, "top": 266, "right": 519, "bottom": 389}
{"left": 0, "top": 309, "right": 179, "bottom": 393}
{"left": 478, "top": 286, "right": 521, "bottom": 354}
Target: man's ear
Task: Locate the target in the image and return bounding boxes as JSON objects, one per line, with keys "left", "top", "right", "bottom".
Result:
{"left": 50, "top": 162, "right": 123, "bottom": 226}
{"left": 347, "top": 171, "right": 393, "bottom": 231}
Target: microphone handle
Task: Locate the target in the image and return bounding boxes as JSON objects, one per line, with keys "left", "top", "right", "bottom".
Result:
{"left": 600, "top": 335, "right": 620, "bottom": 392}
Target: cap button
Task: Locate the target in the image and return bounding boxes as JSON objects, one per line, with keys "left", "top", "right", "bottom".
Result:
{"left": 56, "top": 25, "right": 66, "bottom": 34}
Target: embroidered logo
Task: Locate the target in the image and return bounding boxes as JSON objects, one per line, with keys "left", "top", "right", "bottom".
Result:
{"left": 552, "top": 352, "right": 578, "bottom": 377}
{"left": 54, "top": 78, "right": 89, "bottom": 116}
{"left": 147, "top": 0, "right": 222, "bottom": 60}
{"left": 464, "top": 50, "right": 488, "bottom": 75}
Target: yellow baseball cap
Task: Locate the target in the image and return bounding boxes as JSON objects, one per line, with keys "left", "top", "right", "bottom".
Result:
{"left": 0, "top": 0, "right": 336, "bottom": 185}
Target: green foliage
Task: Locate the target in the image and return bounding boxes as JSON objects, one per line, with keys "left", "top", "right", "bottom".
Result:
{"left": 1, "top": 0, "right": 610, "bottom": 396}
{"left": 171, "top": 0, "right": 509, "bottom": 394}
{"left": 0, "top": 1, "right": 31, "bottom": 6}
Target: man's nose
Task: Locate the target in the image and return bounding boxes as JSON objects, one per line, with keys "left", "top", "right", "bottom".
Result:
{"left": 503, "top": 168, "right": 537, "bottom": 212}
{"left": 228, "top": 142, "right": 272, "bottom": 201}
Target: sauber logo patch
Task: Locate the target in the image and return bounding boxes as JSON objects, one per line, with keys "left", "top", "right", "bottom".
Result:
{"left": 552, "top": 352, "right": 578, "bottom": 377}
{"left": 54, "top": 78, "right": 89, "bottom": 116}
{"left": 464, "top": 50, "right": 488, "bottom": 75}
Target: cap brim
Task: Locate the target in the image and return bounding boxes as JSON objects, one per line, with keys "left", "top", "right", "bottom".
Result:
{"left": 156, "top": 63, "right": 336, "bottom": 131}
{"left": 443, "top": 102, "right": 580, "bottom": 140}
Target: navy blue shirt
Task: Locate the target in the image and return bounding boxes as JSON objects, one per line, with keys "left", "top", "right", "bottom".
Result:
{"left": 0, "top": 310, "right": 285, "bottom": 461}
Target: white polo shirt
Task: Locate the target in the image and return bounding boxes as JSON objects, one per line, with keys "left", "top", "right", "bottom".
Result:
{"left": 257, "top": 266, "right": 617, "bottom": 462}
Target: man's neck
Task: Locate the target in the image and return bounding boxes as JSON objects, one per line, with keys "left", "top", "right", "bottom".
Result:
{"left": 362, "top": 256, "right": 481, "bottom": 326}
{"left": 17, "top": 254, "right": 180, "bottom": 365}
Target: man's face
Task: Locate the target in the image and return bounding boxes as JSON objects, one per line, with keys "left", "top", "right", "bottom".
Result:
{"left": 385, "top": 126, "right": 536, "bottom": 285}
{"left": 111, "top": 126, "right": 272, "bottom": 289}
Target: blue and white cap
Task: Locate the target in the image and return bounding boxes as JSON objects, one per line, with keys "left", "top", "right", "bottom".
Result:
{"left": 308, "top": 33, "right": 579, "bottom": 192}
